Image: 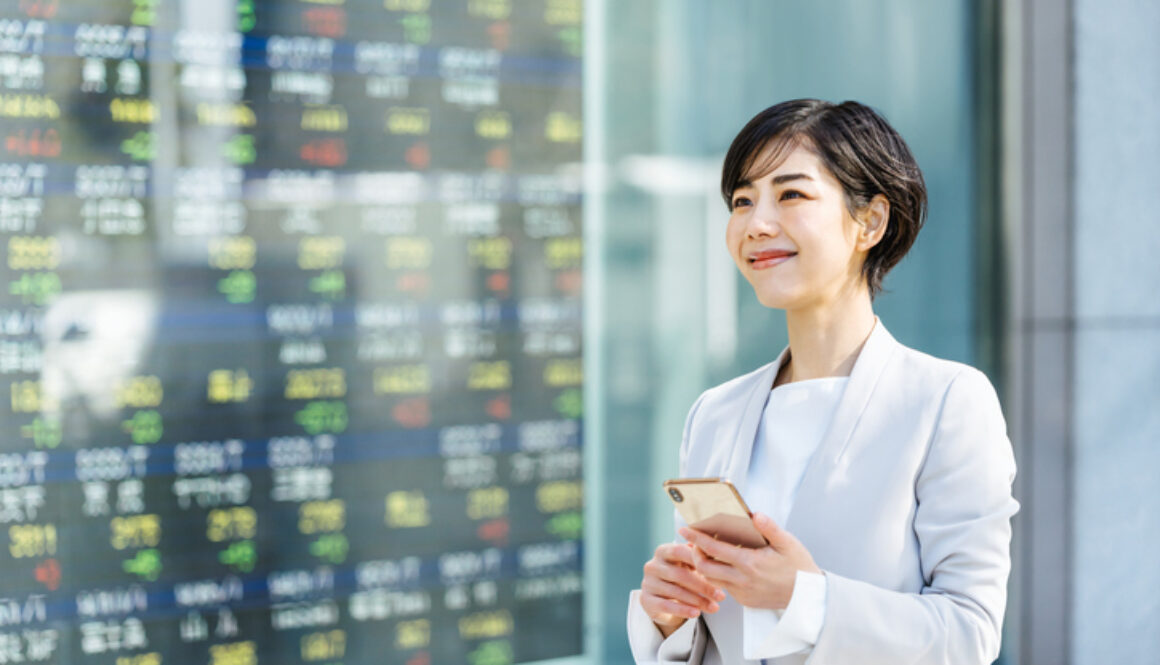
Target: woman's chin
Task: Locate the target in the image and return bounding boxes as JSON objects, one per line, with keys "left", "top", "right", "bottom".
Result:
{"left": 752, "top": 289, "right": 798, "bottom": 310}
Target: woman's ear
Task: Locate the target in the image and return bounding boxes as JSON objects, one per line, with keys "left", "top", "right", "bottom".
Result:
{"left": 856, "top": 194, "right": 890, "bottom": 251}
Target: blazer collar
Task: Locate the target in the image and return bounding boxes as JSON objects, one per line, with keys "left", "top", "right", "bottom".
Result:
{"left": 721, "top": 347, "right": 788, "bottom": 493}
{"left": 722, "top": 320, "right": 900, "bottom": 513}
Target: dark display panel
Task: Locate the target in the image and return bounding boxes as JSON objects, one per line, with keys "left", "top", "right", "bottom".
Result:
{"left": 0, "top": 1, "right": 583, "bottom": 663}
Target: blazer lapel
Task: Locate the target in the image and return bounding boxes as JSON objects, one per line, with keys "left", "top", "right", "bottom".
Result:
{"left": 700, "top": 352, "right": 785, "bottom": 665}
{"left": 721, "top": 347, "right": 788, "bottom": 493}
{"left": 785, "top": 321, "right": 899, "bottom": 535}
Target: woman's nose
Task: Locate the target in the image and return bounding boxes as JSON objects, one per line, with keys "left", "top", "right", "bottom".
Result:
{"left": 746, "top": 199, "right": 780, "bottom": 238}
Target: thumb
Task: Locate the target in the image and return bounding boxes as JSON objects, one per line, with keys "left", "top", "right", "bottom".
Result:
{"left": 752, "top": 512, "right": 796, "bottom": 550}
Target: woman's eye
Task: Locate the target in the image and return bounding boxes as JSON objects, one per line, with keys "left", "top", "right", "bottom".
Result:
{"left": 732, "top": 196, "right": 752, "bottom": 208}
{"left": 780, "top": 190, "right": 805, "bottom": 201}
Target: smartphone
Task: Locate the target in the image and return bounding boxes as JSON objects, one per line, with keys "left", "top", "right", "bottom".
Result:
{"left": 663, "top": 478, "right": 768, "bottom": 548}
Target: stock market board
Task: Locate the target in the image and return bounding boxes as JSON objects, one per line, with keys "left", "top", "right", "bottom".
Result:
{"left": 0, "top": 1, "right": 584, "bottom": 664}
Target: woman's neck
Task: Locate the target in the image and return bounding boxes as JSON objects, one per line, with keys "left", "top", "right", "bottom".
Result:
{"left": 781, "top": 288, "right": 876, "bottom": 384}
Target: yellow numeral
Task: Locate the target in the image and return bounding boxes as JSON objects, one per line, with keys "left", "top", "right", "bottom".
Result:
{"left": 207, "top": 369, "right": 253, "bottom": 404}
{"left": 116, "top": 653, "right": 161, "bottom": 665}
{"left": 543, "top": 358, "right": 582, "bottom": 387}
{"left": 8, "top": 524, "right": 56, "bottom": 558}
{"left": 299, "top": 499, "right": 345, "bottom": 534}
{"left": 466, "top": 486, "right": 509, "bottom": 520}
{"left": 7, "top": 236, "right": 60, "bottom": 270}
{"left": 545, "top": 112, "right": 581, "bottom": 143}
{"left": 10, "top": 380, "right": 42, "bottom": 413}
{"left": 386, "top": 491, "right": 430, "bottom": 528}
{"left": 206, "top": 507, "right": 257, "bottom": 542}
{"left": 395, "top": 619, "right": 430, "bottom": 649}
{"left": 209, "top": 236, "right": 256, "bottom": 270}
{"left": 467, "top": 361, "right": 511, "bottom": 390}
{"left": 302, "top": 105, "right": 349, "bottom": 132}
{"left": 468, "top": 0, "right": 510, "bottom": 19}
{"left": 545, "top": 237, "right": 582, "bottom": 269}
{"left": 209, "top": 641, "right": 256, "bottom": 665}
{"left": 467, "top": 237, "right": 512, "bottom": 270}
{"left": 374, "top": 365, "right": 431, "bottom": 394}
{"left": 544, "top": 0, "right": 582, "bottom": 25}
{"left": 475, "top": 111, "right": 511, "bottom": 140}
{"left": 302, "top": 629, "right": 346, "bottom": 661}
{"left": 386, "top": 107, "right": 430, "bottom": 135}
{"left": 458, "top": 610, "right": 513, "bottom": 639}
{"left": 111, "top": 514, "right": 161, "bottom": 550}
{"left": 285, "top": 368, "right": 347, "bottom": 400}
{"left": 110, "top": 98, "right": 156, "bottom": 124}
{"left": 198, "top": 103, "right": 257, "bottom": 127}
{"left": 298, "top": 236, "right": 345, "bottom": 270}
{"left": 536, "top": 480, "right": 582, "bottom": 513}
{"left": 116, "top": 375, "right": 163, "bottom": 408}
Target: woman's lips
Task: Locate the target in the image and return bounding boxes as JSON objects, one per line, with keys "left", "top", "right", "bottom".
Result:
{"left": 748, "top": 249, "right": 796, "bottom": 270}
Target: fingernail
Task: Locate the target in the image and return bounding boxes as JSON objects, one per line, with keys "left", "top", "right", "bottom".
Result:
{"left": 687, "top": 609, "right": 700, "bottom": 618}
{"left": 714, "top": 590, "right": 726, "bottom": 601}
{"left": 707, "top": 602, "right": 719, "bottom": 613}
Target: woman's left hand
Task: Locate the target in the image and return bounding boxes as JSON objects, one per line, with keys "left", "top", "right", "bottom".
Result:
{"left": 678, "top": 512, "right": 821, "bottom": 611}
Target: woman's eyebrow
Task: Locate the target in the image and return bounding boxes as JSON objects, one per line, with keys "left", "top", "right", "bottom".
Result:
{"left": 735, "top": 172, "right": 813, "bottom": 190}
{"left": 770, "top": 172, "right": 813, "bottom": 185}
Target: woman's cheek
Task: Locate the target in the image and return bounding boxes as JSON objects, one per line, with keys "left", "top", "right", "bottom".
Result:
{"left": 724, "top": 216, "right": 743, "bottom": 249}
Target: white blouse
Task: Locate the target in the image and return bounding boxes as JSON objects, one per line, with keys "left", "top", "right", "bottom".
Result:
{"left": 628, "top": 376, "right": 847, "bottom": 663}
{"left": 740, "top": 376, "right": 847, "bottom": 660}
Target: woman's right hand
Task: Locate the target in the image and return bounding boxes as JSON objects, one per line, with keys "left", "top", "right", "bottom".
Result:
{"left": 639, "top": 542, "right": 725, "bottom": 637}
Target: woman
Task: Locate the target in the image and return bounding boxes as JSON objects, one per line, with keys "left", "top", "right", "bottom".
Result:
{"left": 627, "top": 99, "right": 1018, "bottom": 665}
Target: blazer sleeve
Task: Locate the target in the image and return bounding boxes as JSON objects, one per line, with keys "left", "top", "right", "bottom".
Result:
{"left": 627, "top": 590, "right": 709, "bottom": 664}
{"left": 807, "top": 368, "right": 1019, "bottom": 665}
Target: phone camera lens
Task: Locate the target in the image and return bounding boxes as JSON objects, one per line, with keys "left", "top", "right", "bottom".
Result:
{"left": 668, "top": 488, "right": 683, "bottom": 502}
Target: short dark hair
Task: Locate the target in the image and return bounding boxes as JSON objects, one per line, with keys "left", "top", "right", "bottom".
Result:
{"left": 721, "top": 99, "right": 927, "bottom": 296}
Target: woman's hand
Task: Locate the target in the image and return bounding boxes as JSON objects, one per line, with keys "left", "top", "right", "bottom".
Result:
{"left": 679, "top": 512, "right": 821, "bottom": 610}
{"left": 639, "top": 542, "right": 726, "bottom": 637}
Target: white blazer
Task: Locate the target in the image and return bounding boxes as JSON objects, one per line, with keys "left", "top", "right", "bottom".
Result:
{"left": 628, "top": 322, "right": 1019, "bottom": 665}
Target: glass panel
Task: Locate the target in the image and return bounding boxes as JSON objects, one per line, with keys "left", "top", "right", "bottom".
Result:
{"left": 588, "top": 0, "right": 995, "bottom": 661}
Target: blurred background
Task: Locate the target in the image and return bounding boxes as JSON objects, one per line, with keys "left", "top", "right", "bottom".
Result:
{"left": 0, "top": 0, "right": 1156, "bottom": 664}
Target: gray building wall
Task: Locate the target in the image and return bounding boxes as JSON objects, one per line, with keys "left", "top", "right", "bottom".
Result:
{"left": 1072, "top": 0, "right": 1160, "bottom": 662}
{"left": 1013, "top": 1, "right": 1160, "bottom": 663}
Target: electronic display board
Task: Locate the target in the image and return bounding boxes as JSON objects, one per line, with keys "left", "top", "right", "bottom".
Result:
{"left": 0, "top": 1, "right": 583, "bottom": 663}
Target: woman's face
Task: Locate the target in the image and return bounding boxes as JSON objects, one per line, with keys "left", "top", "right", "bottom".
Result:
{"left": 725, "top": 143, "right": 873, "bottom": 312}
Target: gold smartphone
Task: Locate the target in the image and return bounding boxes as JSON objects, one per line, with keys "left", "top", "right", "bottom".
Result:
{"left": 663, "top": 478, "right": 768, "bottom": 548}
